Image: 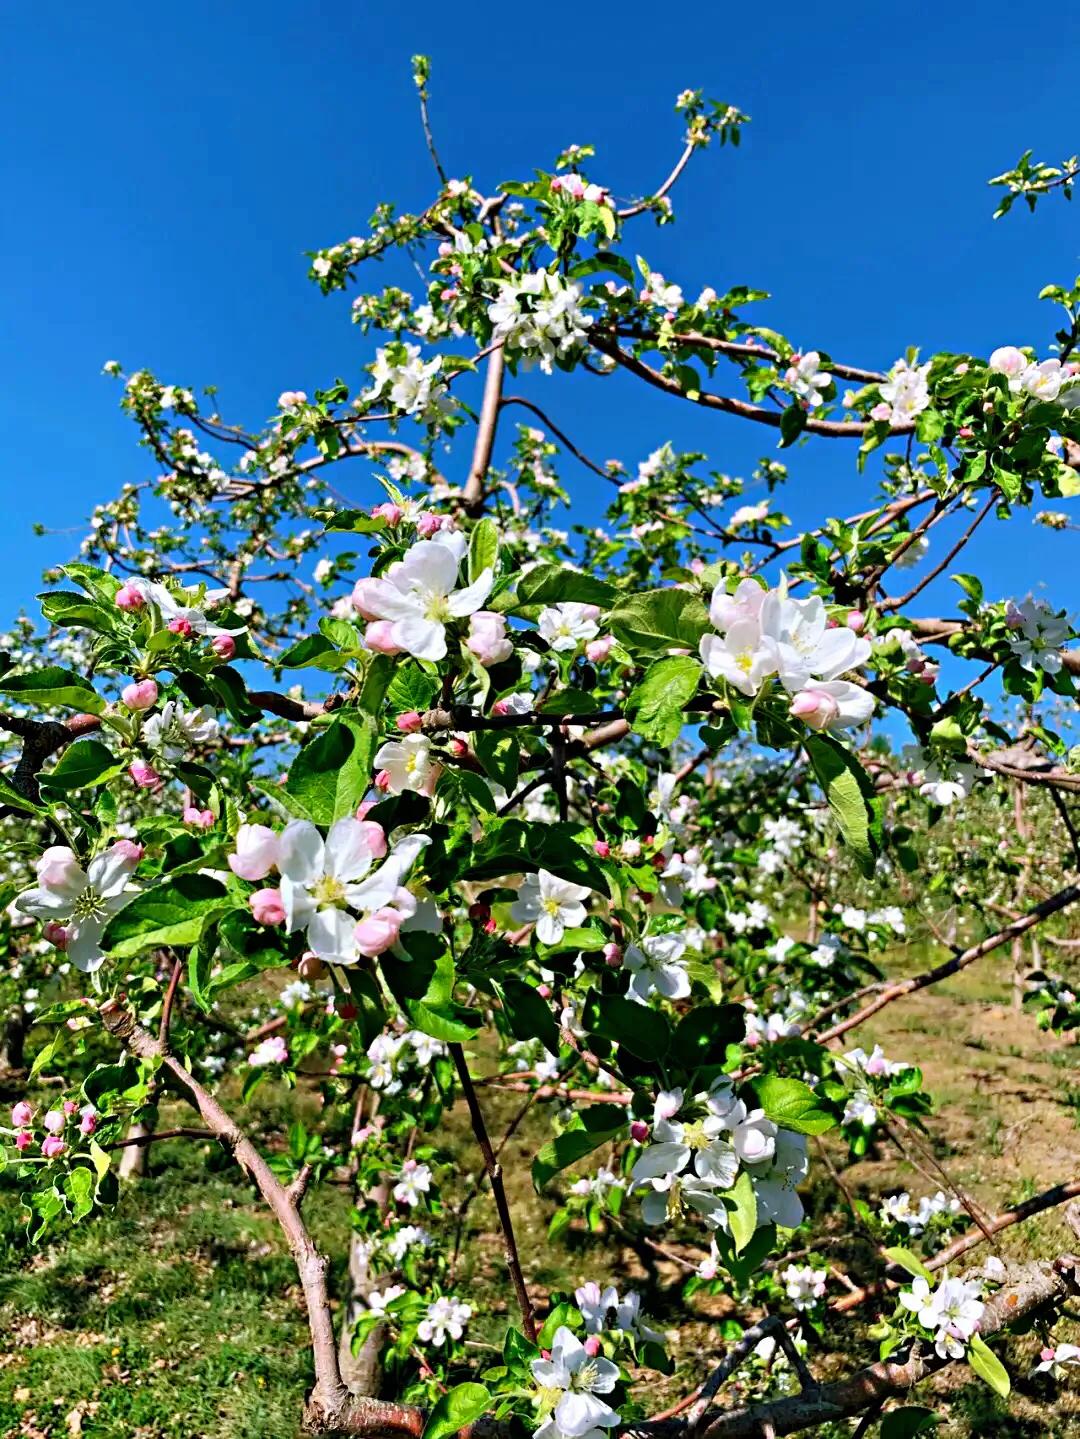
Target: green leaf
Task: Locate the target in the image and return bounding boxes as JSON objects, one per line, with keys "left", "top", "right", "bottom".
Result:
{"left": 88, "top": 1140, "right": 111, "bottom": 1183}
{"left": 624, "top": 656, "right": 702, "bottom": 745}
{"left": 0, "top": 771, "right": 43, "bottom": 815}
{"left": 880, "top": 1409, "right": 938, "bottom": 1439}
{"left": 532, "top": 1105, "right": 627, "bottom": 1191}
{"left": 500, "top": 978, "right": 560, "bottom": 1054}
{"left": 537, "top": 1302, "right": 578, "bottom": 1349}
{"left": 804, "top": 733, "right": 881, "bottom": 877}
{"left": 102, "top": 875, "right": 231, "bottom": 959}
{"left": 584, "top": 992, "right": 670, "bottom": 1061}
{"left": 64, "top": 1165, "right": 95, "bottom": 1222}
{"left": 608, "top": 589, "right": 710, "bottom": 656}
{"left": 0, "top": 666, "right": 105, "bottom": 714}
{"left": 39, "top": 739, "right": 124, "bottom": 792}
{"left": 461, "top": 819, "right": 609, "bottom": 894}
{"left": 882, "top": 1247, "right": 936, "bottom": 1284}
{"left": 276, "top": 634, "right": 347, "bottom": 671}
{"left": 422, "top": 1383, "right": 492, "bottom": 1439}
{"left": 749, "top": 1075, "right": 835, "bottom": 1135}
{"left": 724, "top": 1169, "right": 757, "bottom": 1254}
{"left": 779, "top": 403, "right": 807, "bottom": 448}
{"left": 387, "top": 662, "right": 439, "bottom": 716}
{"left": 382, "top": 939, "right": 482, "bottom": 1043}
{"left": 38, "top": 590, "right": 115, "bottom": 634}
{"left": 673, "top": 1004, "right": 747, "bottom": 1069}
{"left": 284, "top": 714, "right": 377, "bottom": 824}
{"left": 469, "top": 518, "right": 499, "bottom": 585}
{"left": 967, "top": 1334, "right": 1010, "bottom": 1398}
{"left": 515, "top": 564, "right": 616, "bottom": 610}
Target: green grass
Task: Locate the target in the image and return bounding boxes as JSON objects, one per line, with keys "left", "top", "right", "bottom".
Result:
{"left": 0, "top": 1141, "right": 352, "bottom": 1438}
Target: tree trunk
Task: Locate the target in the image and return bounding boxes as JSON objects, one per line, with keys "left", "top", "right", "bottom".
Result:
{"left": 119, "top": 1104, "right": 158, "bottom": 1179}
{"left": 0, "top": 1003, "right": 28, "bottom": 1075}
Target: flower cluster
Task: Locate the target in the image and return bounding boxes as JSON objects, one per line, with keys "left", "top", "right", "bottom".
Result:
{"left": 899, "top": 1273, "right": 985, "bottom": 1359}
{"left": 488, "top": 271, "right": 590, "bottom": 373}
{"left": 631, "top": 1080, "right": 808, "bottom": 1231}
{"left": 699, "top": 577, "right": 874, "bottom": 731}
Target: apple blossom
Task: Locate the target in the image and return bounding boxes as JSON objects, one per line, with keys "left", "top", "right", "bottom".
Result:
{"left": 624, "top": 932, "right": 691, "bottom": 1001}
{"left": 510, "top": 869, "right": 592, "bottom": 944}
{"left": 11, "top": 1101, "right": 32, "bottom": 1127}
{"left": 784, "top": 352, "right": 830, "bottom": 408}
{"left": 15, "top": 843, "right": 141, "bottom": 972}
{"left": 356, "top": 539, "right": 493, "bottom": 661}
{"left": 538, "top": 602, "right": 601, "bottom": 652}
{"left": 42, "top": 1135, "right": 67, "bottom": 1159}
{"left": 249, "top": 1034, "right": 289, "bottom": 1067}
{"left": 418, "top": 1295, "right": 473, "bottom": 1346}
{"left": 373, "top": 734, "right": 438, "bottom": 795}
{"left": 530, "top": 1325, "right": 620, "bottom": 1439}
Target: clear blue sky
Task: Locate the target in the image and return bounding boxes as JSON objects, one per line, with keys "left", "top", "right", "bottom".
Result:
{"left": 3, "top": 2, "right": 1079, "bottom": 624}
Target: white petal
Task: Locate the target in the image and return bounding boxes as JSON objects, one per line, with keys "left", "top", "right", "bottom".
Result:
{"left": 277, "top": 821, "right": 325, "bottom": 885}
{"left": 324, "top": 818, "right": 374, "bottom": 883}
{"left": 446, "top": 569, "right": 494, "bottom": 617}
{"left": 308, "top": 908, "right": 360, "bottom": 964}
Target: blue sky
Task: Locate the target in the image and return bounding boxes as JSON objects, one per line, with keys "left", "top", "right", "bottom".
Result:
{"left": 3, "top": 2, "right": 1080, "bottom": 626}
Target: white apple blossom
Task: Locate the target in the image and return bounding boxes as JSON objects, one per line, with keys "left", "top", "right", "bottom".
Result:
{"left": 699, "top": 620, "right": 779, "bottom": 696}
{"left": 1035, "top": 1343, "right": 1080, "bottom": 1376}
{"left": 363, "top": 343, "right": 453, "bottom": 420}
{"left": 760, "top": 589, "right": 872, "bottom": 693}
{"left": 392, "top": 1159, "right": 432, "bottom": 1207}
{"left": 358, "top": 539, "right": 493, "bottom": 661}
{"left": 640, "top": 273, "right": 684, "bottom": 312}
{"left": 624, "top": 932, "right": 691, "bottom": 1001}
{"left": 374, "top": 735, "right": 439, "bottom": 795}
{"left": 418, "top": 1295, "right": 472, "bottom": 1346}
{"left": 467, "top": 610, "right": 513, "bottom": 666}
{"left": 784, "top": 352, "right": 830, "bottom": 408}
{"left": 989, "top": 345, "right": 1028, "bottom": 390}
{"left": 538, "top": 602, "right": 601, "bottom": 651}
{"left": 877, "top": 358, "right": 931, "bottom": 425}
{"left": 781, "top": 1264, "right": 827, "bottom": 1310}
{"left": 899, "top": 1275, "right": 985, "bottom": 1359}
{"left": 121, "top": 577, "right": 246, "bottom": 638}
{"left": 15, "top": 844, "right": 140, "bottom": 973}
{"left": 510, "top": 869, "right": 592, "bottom": 945}
{"left": 1005, "top": 595, "right": 1071, "bottom": 674}
{"left": 531, "top": 1326, "right": 620, "bottom": 1439}
{"left": 142, "top": 701, "right": 220, "bottom": 761}
{"left": 729, "top": 501, "right": 770, "bottom": 528}
{"left": 747, "top": 1129, "right": 809, "bottom": 1229}
{"left": 277, "top": 820, "right": 430, "bottom": 964}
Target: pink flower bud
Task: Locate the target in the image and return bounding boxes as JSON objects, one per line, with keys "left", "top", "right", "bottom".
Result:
{"left": 467, "top": 611, "right": 513, "bottom": 667}
{"left": 229, "top": 823, "right": 279, "bottom": 882}
{"left": 630, "top": 1119, "right": 649, "bottom": 1143}
{"left": 44, "top": 1110, "right": 65, "bottom": 1134}
{"left": 43, "top": 921, "right": 69, "bottom": 950}
{"left": 249, "top": 887, "right": 286, "bottom": 926}
{"left": 584, "top": 1336, "right": 602, "bottom": 1357}
{"left": 437, "top": 241, "right": 453, "bottom": 257}
{"left": 63, "top": 1100, "right": 78, "bottom": 1116}
{"left": 846, "top": 610, "right": 865, "bottom": 633}
{"left": 448, "top": 738, "right": 468, "bottom": 758}
{"left": 122, "top": 678, "right": 159, "bottom": 710}
{"left": 603, "top": 942, "right": 623, "bottom": 969}
{"left": 42, "top": 1134, "right": 67, "bottom": 1160}
{"left": 594, "top": 840, "right": 611, "bottom": 858}
{"left": 183, "top": 806, "right": 214, "bottom": 829}
{"left": 371, "top": 502, "right": 404, "bottom": 526}
{"left": 298, "top": 951, "right": 327, "bottom": 980}
{"left": 957, "top": 425, "right": 974, "bottom": 439}
{"left": 211, "top": 634, "right": 236, "bottom": 660}
{"left": 870, "top": 402, "right": 891, "bottom": 423}
{"left": 129, "top": 759, "right": 162, "bottom": 789}
{"left": 415, "top": 513, "right": 446, "bottom": 538}
{"left": 1041, "top": 1347, "right": 1057, "bottom": 1363}
{"left": 585, "top": 635, "right": 614, "bottom": 664}
{"left": 789, "top": 687, "right": 840, "bottom": 731}
{"left": 375, "top": 770, "right": 392, "bottom": 792}
{"left": 79, "top": 1111, "right": 98, "bottom": 1136}
{"left": 364, "top": 621, "right": 402, "bottom": 655}
{"left": 14, "top": 1130, "right": 33, "bottom": 1151}
{"left": 358, "top": 820, "right": 387, "bottom": 859}
{"left": 354, "top": 909, "right": 403, "bottom": 958}
{"left": 483, "top": 916, "right": 498, "bottom": 934}
{"left": 397, "top": 711, "right": 423, "bottom": 733}
{"left": 536, "top": 984, "right": 552, "bottom": 1000}
{"left": 167, "top": 617, "right": 193, "bottom": 637}
{"left": 11, "top": 1101, "right": 32, "bottom": 1127}
{"left": 115, "top": 582, "right": 147, "bottom": 611}
{"left": 579, "top": 604, "right": 602, "bottom": 622}
{"left": 491, "top": 699, "right": 511, "bottom": 717}
{"left": 112, "top": 839, "right": 144, "bottom": 864}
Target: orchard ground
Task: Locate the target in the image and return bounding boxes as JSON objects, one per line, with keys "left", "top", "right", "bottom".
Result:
{"left": 2, "top": 936, "right": 1079, "bottom": 1439}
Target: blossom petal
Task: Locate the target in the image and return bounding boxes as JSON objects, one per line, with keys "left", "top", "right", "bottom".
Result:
{"left": 324, "top": 818, "right": 374, "bottom": 884}
{"left": 278, "top": 821, "right": 325, "bottom": 885}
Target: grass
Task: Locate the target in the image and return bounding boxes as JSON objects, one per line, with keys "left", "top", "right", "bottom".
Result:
{"left": 3, "top": 943, "right": 1080, "bottom": 1436}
